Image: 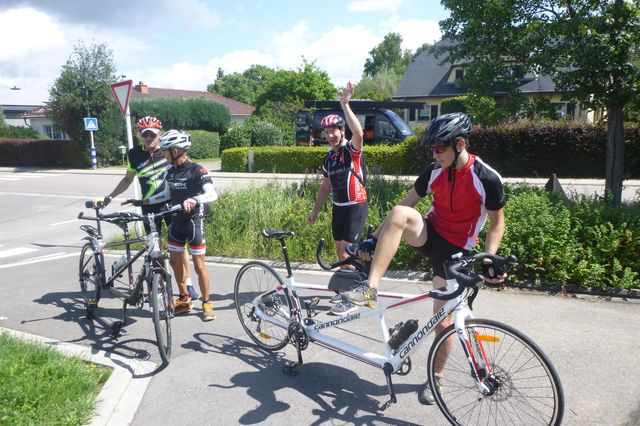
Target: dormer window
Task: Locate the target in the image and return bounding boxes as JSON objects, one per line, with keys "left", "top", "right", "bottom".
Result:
{"left": 455, "top": 69, "right": 464, "bottom": 80}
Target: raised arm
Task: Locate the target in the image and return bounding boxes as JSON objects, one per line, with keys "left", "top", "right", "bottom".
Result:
{"left": 339, "top": 81, "right": 363, "bottom": 150}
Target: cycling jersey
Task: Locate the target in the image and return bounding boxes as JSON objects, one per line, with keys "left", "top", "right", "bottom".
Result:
{"left": 127, "top": 145, "right": 168, "bottom": 199}
{"left": 413, "top": 154, "right": 506, "bottom": 251}
{"left": 161, "top": 160, "right": 215, "bottom": 219}
{"left": 322, "top": 140, "right": 367, "bottom": 206}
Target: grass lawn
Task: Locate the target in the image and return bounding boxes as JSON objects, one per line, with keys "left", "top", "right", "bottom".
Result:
{"left": 0, "top": 332, "right": 111, "bottom": 425}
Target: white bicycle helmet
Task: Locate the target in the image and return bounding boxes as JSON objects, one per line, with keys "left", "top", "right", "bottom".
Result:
{"left": 159, "top": 129, "right": 191, "bottom": 151}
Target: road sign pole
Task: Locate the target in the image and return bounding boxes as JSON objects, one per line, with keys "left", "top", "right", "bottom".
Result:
{"left": 89, "top": 130, "right": 97, "bottom": 169}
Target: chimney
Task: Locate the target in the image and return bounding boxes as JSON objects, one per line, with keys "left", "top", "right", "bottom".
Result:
{"left": 134, "top": 81, "right": 149, "bottom": 94}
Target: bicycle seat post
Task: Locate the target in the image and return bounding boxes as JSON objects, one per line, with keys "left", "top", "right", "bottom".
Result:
{"left": 278, "top": 237, "right": 294, "bottom": 278}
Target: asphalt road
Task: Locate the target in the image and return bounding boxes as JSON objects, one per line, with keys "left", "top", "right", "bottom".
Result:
{"left": 0, "top": 166, "right": 639, "bottom": 425}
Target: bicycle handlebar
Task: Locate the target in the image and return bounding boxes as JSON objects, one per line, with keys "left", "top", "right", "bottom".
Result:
{"left": 316, "top": 238, "right": 369, "bottom": 274}
{"left": 79, "top": 202, "right": 182, "bottom": 225}
{"left": 429, "top": 252, "right": 518, "bottom": 301}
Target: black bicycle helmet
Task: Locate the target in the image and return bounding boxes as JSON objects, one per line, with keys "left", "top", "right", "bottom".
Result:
{"left": 421, "top": 112, "right": 472, "bottom": 147}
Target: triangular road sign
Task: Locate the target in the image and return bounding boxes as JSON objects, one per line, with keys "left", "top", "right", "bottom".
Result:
{"left": 111, "top": 80, "right": 133, "bottom": 117}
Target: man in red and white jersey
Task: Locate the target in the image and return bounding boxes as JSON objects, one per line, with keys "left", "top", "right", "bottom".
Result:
{"left": 345, "top": 112, "right": 507, "bottom": 404}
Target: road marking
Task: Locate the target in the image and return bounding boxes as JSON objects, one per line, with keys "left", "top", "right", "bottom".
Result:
{"left": 0, "top": 252, "right": 75, "bottom": 269}
{"left": 0, "top": 247, "right": 38, "bottom": 258}
{"left": 50, "top": 219, "right": 79, "bottom": 226}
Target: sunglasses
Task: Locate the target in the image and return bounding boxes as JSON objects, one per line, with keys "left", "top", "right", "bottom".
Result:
{"left": 430, "top": 145, "right": 448, "bottom": 154}
{"left": 141, "top": 131, "right": 157, "bottom": 140}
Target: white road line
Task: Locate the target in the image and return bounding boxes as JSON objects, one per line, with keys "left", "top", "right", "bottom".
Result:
{"left": 0, "top": 177, "right": 20, "bottom": 181}
{"left": 0, "top": 252, "right": 75, "bottom": 269}
{"left": 0, "top": 247, "right": 38, "bottom": 258}
{"left": 50, "top": 219, "right": 79, "bottom": 226}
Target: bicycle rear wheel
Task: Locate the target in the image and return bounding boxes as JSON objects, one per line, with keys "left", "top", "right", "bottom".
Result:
{"left": 78, "top": 243, "right": 102, "bottom": 319}
{"left": 151, "top": 272, "right": 173, "bottom": 364}
{"left": 234, "top": 261, "right": 292, "bottom": 351}
{"left": 427, "top": 318, "right": 564, "bottom": 426}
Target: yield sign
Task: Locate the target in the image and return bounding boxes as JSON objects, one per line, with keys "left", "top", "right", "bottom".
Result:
{"left": 110, "top": 79, "right": 133, "bottom": 117}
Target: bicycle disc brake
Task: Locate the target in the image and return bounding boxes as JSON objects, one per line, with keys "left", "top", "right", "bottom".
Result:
{"left": 287, "top": 320, "right": 309, "bottom": 350}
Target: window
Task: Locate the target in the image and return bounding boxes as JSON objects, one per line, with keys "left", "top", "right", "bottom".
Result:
{"left": 455, "top": 69, "right": 464, "bottom": 80}
{"left": 418, "top": 106, "right": 430, "bottom": 120}
{"left": 44, "top": 125, "right": 66, "bottom": 140}
{"left": 377, "top": 117, "right": 398, "bottom": 138}
{"left": 430, "top": 105, "right": 439, "bottom": 120}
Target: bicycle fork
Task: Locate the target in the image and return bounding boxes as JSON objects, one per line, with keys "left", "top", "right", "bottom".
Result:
{"left": 454, "top": 310, "right": 497, "bottom": 397}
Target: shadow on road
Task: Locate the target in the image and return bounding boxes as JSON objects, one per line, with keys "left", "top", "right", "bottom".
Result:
{"left": 186, "top": 331, "right": 421, "bottom": 426}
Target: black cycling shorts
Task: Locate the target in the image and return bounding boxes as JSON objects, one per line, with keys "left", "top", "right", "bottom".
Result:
{"left": 332, "top": 202, "right": 368, "bottom": 243}
{"left": 411, "top": 219, "right": 469, "bottom": 279}
{"left": 167, "top": 215, "right": 206, "bottom": 255}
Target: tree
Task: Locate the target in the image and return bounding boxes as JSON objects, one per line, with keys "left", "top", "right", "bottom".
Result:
{"left": 363, "top": 33, "right": 413, "bottom": 78}
{"left": 207, "top": 65, "right": 274, "bottom": 105}
{"left": 254, "top": 60, "right": 337, "bottom": 114}
{"left": 438, "top": 0, "right": 640, "bottom": 206}
{"left": 353, "top": 69, "right": 402, "bottom": 101}
{"left": 48, "top": 41, "right": 123, "bottom": 166}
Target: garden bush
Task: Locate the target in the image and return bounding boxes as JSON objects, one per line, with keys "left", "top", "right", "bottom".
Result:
{"left": 205, "top": 178, "right": 640, "bottom": 290}
{"left": 187, "top": 130, "right": 220, "bottom": 159}
{"left": 220, "top": 126, "right": 250, "bottom": 152}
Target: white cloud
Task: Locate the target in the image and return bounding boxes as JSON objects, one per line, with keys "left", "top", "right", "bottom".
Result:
{"left": 391, "top": 19, "right": 442, "bottom": 50}
{"left": 0, "top": 8, "right": 65, "bottom": 62}
{"left": 347, "top": 0, "right": 404, "bottom": 13}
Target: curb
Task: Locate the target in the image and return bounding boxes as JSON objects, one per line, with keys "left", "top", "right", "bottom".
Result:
{"left": 0, "top": 327, "right": 155, "bottom": 426}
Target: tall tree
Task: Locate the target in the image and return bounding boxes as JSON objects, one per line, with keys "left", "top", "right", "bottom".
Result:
{"left": 207, "top": 64, "right": 274, "bottom": 105}
{"left": 438, "top": 0, "right": 640, "bottom": 206}
{"left": 48, "top": 41, "right": 123, "bottom": 165}
{"left": 254, "top": 60, "right": 337, "bottom": 115}
{"left": 354, "top": 68, "right": 402, "bottom": 101}
{"left": 363, "top": 33, "right": 413, "bottom": 78}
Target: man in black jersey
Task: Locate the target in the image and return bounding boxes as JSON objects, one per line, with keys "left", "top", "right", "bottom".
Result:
{"left": 128, "top": 130, "right": 218, "bottom": 321}
{"left": 99, "top": 116, "right": 198, "bottom": 300}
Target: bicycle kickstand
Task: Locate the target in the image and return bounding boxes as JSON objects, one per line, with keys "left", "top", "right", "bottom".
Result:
{"left": 110, "top": 301, "right": 129, "bottom": 339}
{"left": 283, "top": 345, "right": 304, "bottom": 376}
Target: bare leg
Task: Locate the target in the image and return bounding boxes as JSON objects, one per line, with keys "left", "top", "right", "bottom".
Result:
{"left": 335, "top": 240, "right": 355, "bottom": 269}
{"left": 368, "top": 206, "right": 428, "bottom": 290}
{"left": 432, "top": 276, "right": 454, "bottom": 374}
{"left": 192, "top": 254, "right": 210, "bottom": 302}
{"left": 182, "top": 249, "right": 191, "bottom": 282}
{"left": 170, "top": 250, "right": 188, "bottom": 296}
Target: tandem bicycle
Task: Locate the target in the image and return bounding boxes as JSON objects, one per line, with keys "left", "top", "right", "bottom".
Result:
{"left": 234, "top": 229, "right": 564, "bottom": 425}
{"left": 78, "top": 201, "right": 180, "bottom": 364}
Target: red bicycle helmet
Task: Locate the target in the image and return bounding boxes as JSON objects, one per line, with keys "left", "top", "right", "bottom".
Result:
{"left": 136, "top": 116, "right": 163, "bottom": 134}
{"left": 321, "top": 114, "right": 345, "bottom": 129}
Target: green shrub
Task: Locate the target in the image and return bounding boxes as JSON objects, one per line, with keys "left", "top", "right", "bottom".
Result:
{"left": 205, "top": 179, "right": 640, "bottom": 290}
{"left": 130, "top": 97, "right": 230, "bottom": 133}
{"left": 249, "top": 120, "right": 284, "bottom": 147}
{"left": 220, "top": 125, "right": 251, "bottom": 152}
{"left": 187, "top": 130, "right": 220, "bottom": 159}
{"left": 0, "top": 126, "right": 43, "bottom": 138}
{"left": 0, "top": 139, "right": 85, "bottom": 167}
{"left": 220, "top": 147, "right": 249, "bottom": 171}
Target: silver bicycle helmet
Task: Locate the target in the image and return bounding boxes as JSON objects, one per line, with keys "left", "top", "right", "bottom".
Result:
{"left": 159, "top": 129, "right": 191, "bottom": 151}
{"left": 421, "top": 112, "right": 472, "bottom": 147}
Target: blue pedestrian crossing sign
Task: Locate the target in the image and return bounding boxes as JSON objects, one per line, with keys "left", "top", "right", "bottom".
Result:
{"left": 84, "top": 117, "right": 99, "bottom": 131}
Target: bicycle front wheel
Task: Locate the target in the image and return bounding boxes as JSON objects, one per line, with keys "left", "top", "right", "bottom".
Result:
{"left": 234, "top": 261, "right": 292, "bottom": 351}
{"left": 151, "top": 272, "right": 172, "bottom": 364}
{"left": 78, "top": 243, "right": 102, "bottom": 319}
{"left": 427, "top": 318, "right": 564, "bottom": 426}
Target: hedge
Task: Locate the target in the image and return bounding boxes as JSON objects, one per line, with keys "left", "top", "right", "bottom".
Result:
{"left": 187, "top": 130, "right": 220, "bottom": 159}
{"left": 0, "top": 139, "right": 86, "bottom": 167}
{"left": 221, "top": 121, "right": 640, "bottom": 178}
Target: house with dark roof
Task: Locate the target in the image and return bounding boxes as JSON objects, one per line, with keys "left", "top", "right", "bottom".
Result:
{"left": 393, "top": 40, "right": 595, "bottom": 126}
{"left": 130, "top": 82, "right": 255, "bottom": 123}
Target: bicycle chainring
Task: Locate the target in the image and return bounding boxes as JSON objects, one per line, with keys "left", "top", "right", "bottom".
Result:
{"left": 287, "top": 321, "right": 309, "bottom": 350}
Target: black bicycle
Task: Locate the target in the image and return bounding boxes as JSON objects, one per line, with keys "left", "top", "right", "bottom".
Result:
{"left": 78, "top": 201, "right": 180, "bottom": 364}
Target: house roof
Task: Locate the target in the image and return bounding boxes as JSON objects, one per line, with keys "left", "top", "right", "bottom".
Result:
{"left": 130, "top": 83, "right": 255, "bottom": 117}
{"left": 395, "top": 39, "right": 558, "bottom": 99}
{"left": 20, "top": 106, "right": 47, "bottom": 118}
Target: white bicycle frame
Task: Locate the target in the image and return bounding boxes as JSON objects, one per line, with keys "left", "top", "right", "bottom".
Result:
{"left": 250, "top": 273, "right": 476, "bottom": 377}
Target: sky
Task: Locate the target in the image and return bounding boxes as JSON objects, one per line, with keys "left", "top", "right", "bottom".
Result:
{"left": 0, "top": 0, "right": 448, "bottom": 106}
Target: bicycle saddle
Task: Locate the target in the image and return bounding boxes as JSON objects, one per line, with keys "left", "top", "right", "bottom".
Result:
{"left": 262, "top": 229, "right": 295, "bottom": 239}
